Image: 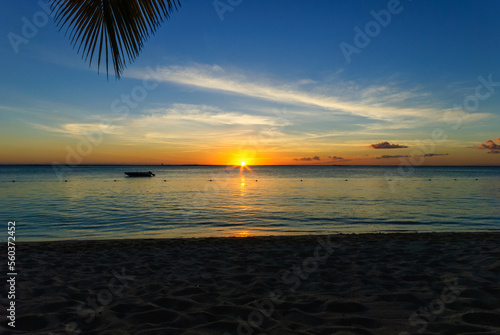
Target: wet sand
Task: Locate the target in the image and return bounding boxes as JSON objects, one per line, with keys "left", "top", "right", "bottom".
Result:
{"left": 2, "top": 232, "right": 500, "bottom": 334}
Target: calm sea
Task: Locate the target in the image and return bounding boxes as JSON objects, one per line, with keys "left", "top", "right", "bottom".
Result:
{"left": 1, "top": 165, "right": 499, "bottom": 241}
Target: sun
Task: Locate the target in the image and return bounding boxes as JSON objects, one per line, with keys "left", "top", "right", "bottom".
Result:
{"left": 238, "top": 160, "right": 253, "bottom": 174}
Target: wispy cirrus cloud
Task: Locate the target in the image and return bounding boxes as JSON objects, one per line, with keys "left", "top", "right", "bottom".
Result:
{"left": 31, "top": 123, "right": 123, "bottom": 136}
{"left": 30, "top": 103, "right": 289, "bottom": 146}
{"left": 138, "top": 103, "right": 289, "bottom": 127}
{"left": 127, "top": 64, "right": 447, "bottom": 123}
{"left": 120, "top": 64, "right": 497, "bottom": 150}
{"left": 359, "top": 85, "right": 427, "bottom": 105}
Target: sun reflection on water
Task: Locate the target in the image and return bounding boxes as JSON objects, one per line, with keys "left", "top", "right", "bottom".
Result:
{"left": 240, "top": 177, "right": 246, "bottom": 196}
{"left": 234, "top": 230, "right": 252, "bottom": 238}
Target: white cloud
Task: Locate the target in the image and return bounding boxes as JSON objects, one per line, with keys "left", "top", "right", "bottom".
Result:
{"left": 27, "top": 65, "right": 497, "bottom": 152}
{"left": 442, "top": 110, "right": 495, "bottom": 123}
{"left": 31, "top": 123, "right": 123, "bottom": 136}
{"left": 139, "top": 104, "right": 289, "bottom": 127}
{"left": 126, "top": 64, "right": 440, "bottom": 122}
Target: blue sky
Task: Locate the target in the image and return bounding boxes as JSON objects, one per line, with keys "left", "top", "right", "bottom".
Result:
{"left": 1, "top": 0, "right": 499, "bottom": 165}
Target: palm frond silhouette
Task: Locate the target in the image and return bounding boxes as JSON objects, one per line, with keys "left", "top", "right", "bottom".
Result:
{"left": 50, "top": 0, "right": 181, "bottom": 79}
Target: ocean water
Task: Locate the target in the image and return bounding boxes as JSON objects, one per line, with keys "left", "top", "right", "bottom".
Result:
{"left": 1, "top": 165, "right": 499, "bottom": 241}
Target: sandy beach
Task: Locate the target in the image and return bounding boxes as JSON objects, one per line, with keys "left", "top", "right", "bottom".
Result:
{"left": 2, "top": 233, "right": 500, "bottom": 334}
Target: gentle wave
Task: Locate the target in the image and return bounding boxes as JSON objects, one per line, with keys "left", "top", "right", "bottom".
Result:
{"left": 1, "top": 165, "right": 499, "bottom": 241}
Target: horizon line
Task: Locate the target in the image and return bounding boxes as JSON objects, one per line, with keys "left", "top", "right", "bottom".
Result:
{"left": 1, "top": 164, "right": 499, "bottom": 167}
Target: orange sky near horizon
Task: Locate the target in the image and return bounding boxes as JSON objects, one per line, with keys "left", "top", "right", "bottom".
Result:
{"left": 1, "top": 141, "right": 498, "bottom": 166}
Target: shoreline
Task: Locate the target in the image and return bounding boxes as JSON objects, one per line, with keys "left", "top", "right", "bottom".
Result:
{"left": 10, "top": 230, "right": 500, "bottom": 245}
{"left": 3, "top": 232, "right": 500, "bottom": 334}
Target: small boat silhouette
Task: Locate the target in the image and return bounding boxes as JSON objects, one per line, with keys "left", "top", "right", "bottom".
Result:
{"left": 124, "top": 171, "right": 155, "bottom": 177}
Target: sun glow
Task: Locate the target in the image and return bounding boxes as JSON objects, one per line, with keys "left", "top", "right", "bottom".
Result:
{"left": 234, "top": 230, "right": 252, "bottom": 238}
{"left": 239, "top": 161, "right": 253, "bottom": 174}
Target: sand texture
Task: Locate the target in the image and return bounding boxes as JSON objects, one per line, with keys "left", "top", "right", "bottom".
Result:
{"left": 1, "top": 233, "right": 500, "bottom": 334}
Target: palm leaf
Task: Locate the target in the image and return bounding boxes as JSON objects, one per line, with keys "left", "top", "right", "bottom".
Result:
{"left": 50, "top": 0, "right": 181, "bottom": 79}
